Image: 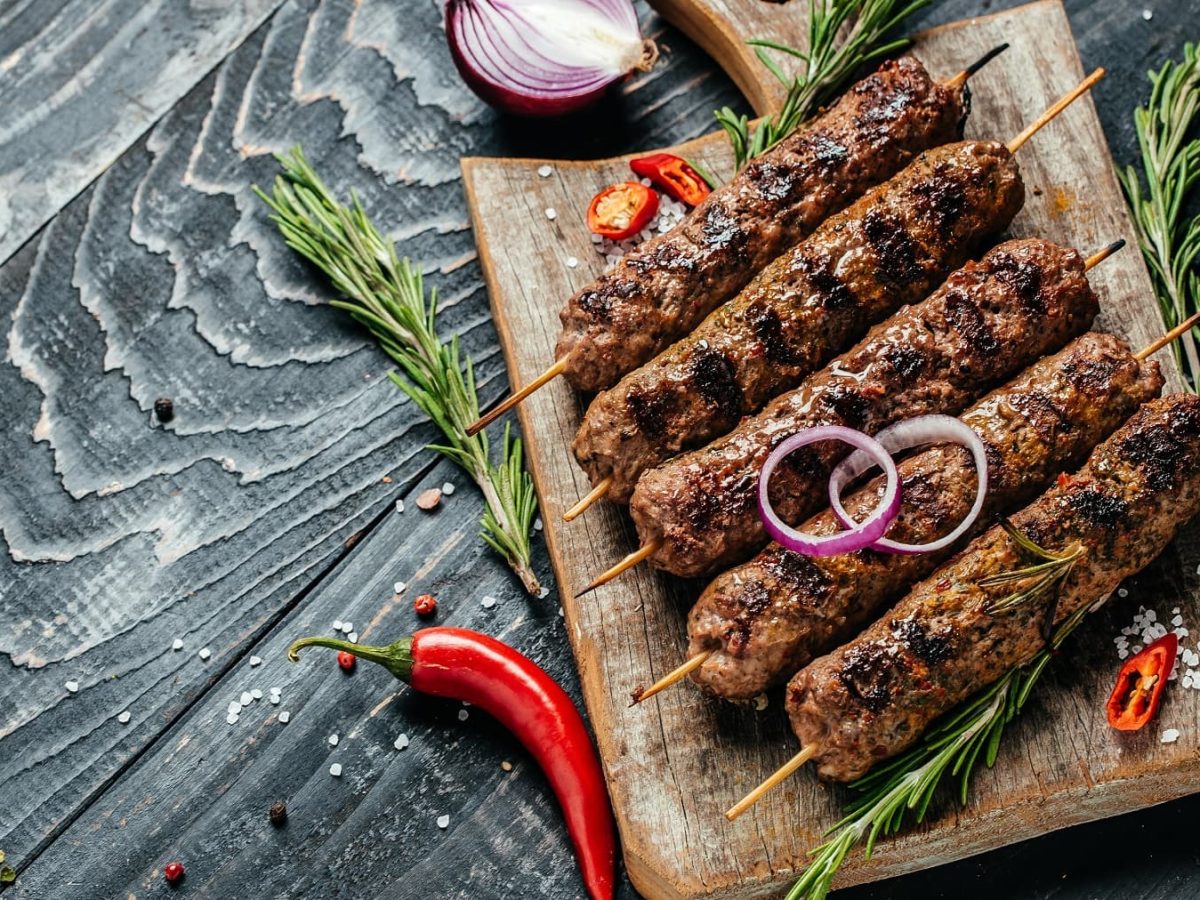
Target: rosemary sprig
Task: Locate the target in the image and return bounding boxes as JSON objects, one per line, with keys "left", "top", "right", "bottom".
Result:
{"left": 254, "top": 147, "right": 541, "bottom": 595}
{"left": 715, "top": 0, "right": 929, "bottom": 171}
{"left": 1118, "top": 43, "right": 1200, "bottom": 384}
{"left": 978, "top": 520, "right": 1085, "bottom": 615}
{"left": 787, "top": 525, "right": 1095, "bottom": 900}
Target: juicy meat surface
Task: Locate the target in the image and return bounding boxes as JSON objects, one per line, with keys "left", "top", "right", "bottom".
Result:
{"left": 687, "top": 332, "right": 1163, "bottom": 699}
{"left": 629, "top": 238, "right": 1100, "bottom": 578}
{"left": 573, "top": 141, "right": 1023, "bottom": 502}
{"left": 788, "top": 394, "right": 1200, "bottom": 783}
{"left": 556, "top": 56, "right": 968, "bottom": 392}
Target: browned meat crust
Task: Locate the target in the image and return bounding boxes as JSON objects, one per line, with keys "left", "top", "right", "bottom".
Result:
{"left": 788, "top": 394, "right": 1200, "bottom": 783}
{"left": 573, "top": 141, "right": 1023, "bottom": 502}
{"left": 556, "top": 56, "right": 968, "bottom": 392}
{"left": 687, "top": 333, "right": 1163, "bottom": 699}
{"left": 630, "top": 239, "right": 1100, "bottom": 578}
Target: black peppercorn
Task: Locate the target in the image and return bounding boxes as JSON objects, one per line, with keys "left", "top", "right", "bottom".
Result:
{"left": 154, "top": 397, "right": 175, "bottom": 423}
{"left": 269, "top": 801, "right": 287, "bottom": 827}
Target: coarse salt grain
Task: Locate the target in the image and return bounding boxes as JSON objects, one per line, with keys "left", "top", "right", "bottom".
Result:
{"left": 1142, "top": 8, "right": 1153, "bottom": 20}
{"left": 270, "top": 694, "right": 281, "bottom": 705}
{"left": 442, "top": 482, "right": 456, "bottom": 496}
{"left": 1162, "top": 728, "right": 1179, "bottom": 743}
{"left": 545, "top": 207, "right": 557, "bottom": 221}
{"left": 250, "top": 656, "right": 262, "bottom": 667}
{"left": 394, "top": 581, "right": 407, "bottom": 594}
{"left": 534, "top": 518, "right": 543, "bottom": 532}
{"left": 240, "top": 692, "right": 253, "bottom": 707}
{"left": 348, "top": 633, "right": 359, "bottom": 644}
{"left": 228, "top": 701, "right": 242, "bottom": 715}
{"left": 341, "top": 622, "right": 353, "bottom": 634}
{"left": 481, "top": 596, "right": 497, "bottom": 609}
{"left": 278, "top": 711, "right": 291, "bottom": 723}
{"left": 172, "top": 638, "right": 184, "bottom": 651}
{"left": 1118, "top": 588, "right": 1129, "bottom": 598}
{"left": 65, "top": 681, "right": 79, "bottom": 693}
{"left": 395, "top": 499, "right": 405, "bottom": 514}
{"left": 251, "top": 688, "right": 263, "bottom": 700}
{"left": 754, "top": 694, "right": 768, "bottom": 711}
{"left": 329, "top": 763, "right": 343, "bottom": 777}
{"left": 566, "top": 257, "right": 578, "bottom": 269}
{"left": 538, "top": 586, "right": 550, "bottom": 599}
{"left": 458, "top": 709, "right": 469, "bottom": 721}
{"left": 198, "top": 648, "right": 211, "bottom": 660}
{"left": 226, "top": 713, "right": 239, "bottom": 725}
{"left": 333, "top": 620, "right": 343, "bottom": 631}
{"left": 437, "top": 814, "right": 450, "bottom": 829}
{"left": 118, "top": 711, "right": 131, "bottom": 724}
{"left": 537, "top": 164, "right": 553, "bottom": 177}
{"left": 329, "top": 734, "right": 339, "bottom": 747}
{"left": 395, "top": 734, "right": 410, "bottom": 751}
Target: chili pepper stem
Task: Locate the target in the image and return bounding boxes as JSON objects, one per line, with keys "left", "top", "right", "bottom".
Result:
{"left": 287, "top": 635, "right": 414, "bottom": 682}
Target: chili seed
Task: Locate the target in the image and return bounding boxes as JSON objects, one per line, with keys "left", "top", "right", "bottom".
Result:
{"left": 269, "top": 801, "right": 288, "bottom": 827}
{"left": 414, "top": 594, "right": 438, "bottom": 617}
{"left": 164, "top": 861, "right": 185, "bottom": 885}
{"left": 337, "top": 651, "right": 356, "bottom": 672}
{"left": 154, "top": 397, "right": 175, "bottom": 423}
{"left": 500, "top": 760, "right": 513, "bottom": 772}
{"left": 416, "top": 488, "right": 442, "bottom": 511}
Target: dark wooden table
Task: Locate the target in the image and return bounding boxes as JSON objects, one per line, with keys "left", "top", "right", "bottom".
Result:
{"left": 1, "top": 1, "right": 1196, "bottom": 897}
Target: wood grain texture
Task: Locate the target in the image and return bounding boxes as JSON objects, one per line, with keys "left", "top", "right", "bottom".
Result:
{"left": 3, "top": 0, "right": 1200, "bottom": 898}
{"left": 0, "top": 0, "right": 289, "bottom": 266}
{"left": 464, "top": 2, "right": 1198, "bottom": 896}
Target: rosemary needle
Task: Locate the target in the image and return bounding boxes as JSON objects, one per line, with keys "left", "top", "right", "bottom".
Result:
{"left": 254, "top": 148, "right": 541, "bottom": 595}
{"left": 715, "top": 0, "right": 930, "bottom": 172}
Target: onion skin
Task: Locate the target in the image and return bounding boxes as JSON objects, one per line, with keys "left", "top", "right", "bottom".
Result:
{"left": 444, "top": 0, "right": 654, "bottom": 117}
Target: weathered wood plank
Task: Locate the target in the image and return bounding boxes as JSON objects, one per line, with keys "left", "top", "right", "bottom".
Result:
{"left": 0, "top": 0, "right": 289, "bottom": 266}
{"left": 463, "top": 2, "right": 1199, "bottom": 897}
{"left": 0, "top": 0, "right": 746, "bottom": 879}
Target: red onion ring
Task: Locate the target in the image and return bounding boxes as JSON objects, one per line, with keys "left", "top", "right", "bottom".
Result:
{"left": 445, "top": 0, "right": 656, "bottom": 117}
{"left": 829, "top": 415, "right": 990, "bottom": 555}
{"left": 758, "top": 426, "right": 901, "bottom": 557}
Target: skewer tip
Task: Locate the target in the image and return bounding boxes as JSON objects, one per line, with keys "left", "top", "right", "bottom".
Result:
{"left": 631, "top": 651, "right": 713, "bottom": 705}
{"left": 563, "top": 476, "right": 614, "bottom": 522}
{"left": 1136, "top": 309, "right": 1200, "bottom": 361}
{"left": 1083, "top": 238, "right": 1125, "bottom": 270}
{"left": 947, "top": 42, "right": 1010, "bottom": 88}
{"left": 466, "top": 357, "right": 569, "bottom": 436}
{"left": 1006, "top": 67, "right": 1106, "bottom": 154}
{"left": 575, "top": 539, "right": 662, "bottom": 598}
{"left": 725, "top": 744, "right": 820, "bottom": 821}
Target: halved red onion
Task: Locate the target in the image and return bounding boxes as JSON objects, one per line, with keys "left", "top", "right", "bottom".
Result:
{"left": 829, "top": 415, "right": 989, "bottom": 555}
{"left": 444, "top": 0, "right": 657, "bottom": 117}
{"left": 758, "top": 426, "right": 901, "bottom": 557}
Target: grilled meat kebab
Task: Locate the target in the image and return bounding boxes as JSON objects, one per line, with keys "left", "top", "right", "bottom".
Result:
{"left": 557, "top": 57, "right": 969, "bottom": 393}
{"left": 788, "top": 394, "right": 1200, "bottom": 783}
{"left": 573, "top": 140, "right": 1024, "bottom": 502}
{"left": 629, "top": 238, "right": 1100, "bottom": 578}
{"left": 688, "top": 332, "right": 1164, "bottom": 699}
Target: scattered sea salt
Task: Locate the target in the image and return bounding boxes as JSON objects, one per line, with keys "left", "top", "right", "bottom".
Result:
{"left": 269, "top": 694, "right": 281, "bottom": 705}
{"left": 754, "top": 694, "right": 769, "bottom": 712}
{"left": 226, "top": 713, "right": 239, "bottom": 725}
{"left": 329, "top": 733, "right": 339, "bottom": 747}
{"left": 348, "top": 633, "right": 359, "bottom": 644}
{"left": 278, "top": 711, "right": 291, "bottom": 724}
{"left": 172, "top": 638, "right": 184, "bottom": 651}
{"left": 442, "top": 482, "right": 456, "bottom": 496}
{"left": 534, "top": 518, "right": 543, "bottom": 532}
{"left": 481, "top": 595, "right": 497, "bottom": 609}
{"left": 395, "top": 734, "right": 410, "bottom": 751}
{"left": 395, "top": 499, "right": 405, "bottom": 514}
{"left": 1142, "top": 8, "right": 1153, "bottom": 20}
{"left": 394, "top": 581, "right": 408, "bottom": 594}
{"left": 538, "top": 586, "right": 550, "bottom": 599}
{"left": 251, "top": 688, "right": 263, "bottom": 700}
{"left": 437, "top": 814, "right": 450, "bottom": 829}
{"left": 458, "top": 709, "right": 469, "bottom": 721}
{"left": 250, "top": 656, "right": 263, "bottom": 667}
{"left": 341, "top": 622, "right": 353, "bottom": 634}
{"left": 198, "top": 648, "right": 211, "bottom": 661}
{"left": 228, "top": 701, "right": 242, "bottom": 715}
{"left": 65, "top": 681, "right": 79, "bottom": 694}
{"left": 537, "top": 164, "right": 553, "bottom": 178}
{"left": 118, "top": 711, "right": 131, "bottom": 724}
{"left": 566, "top": 256, "right": 578, "bottom": 269}
{"left": 1118, "top": 588, "right": 1129, "bottom": 598}
{"left": 333, "top": 620, "right": 343, "bottom": 631}
{"left": 545, "top": 207, "right": 557, "bottom": 221}
{"left": 240, "top": 692, "right": 253, "bottom": 707}
{"left": 1162, "top": 728, "right": 1179, "bottom": 743}
{"left": 329, "top": 763, "right": 343, "bottom": 777}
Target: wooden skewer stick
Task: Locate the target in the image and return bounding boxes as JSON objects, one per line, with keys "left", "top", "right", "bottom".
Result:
{"left": 632, "top": 651, "right": 713, "bottom": 705}
{"left": 1083, "top": 239, "right": 1124, "bottom": 271}
{"left": 725, "top": 745, "right": 819, "bottom": 821}
{"left": 1136, "top": 309, "right": 1200, "bottom": 361}
{"left": 466, "top": 358, "right": 568, "bottom": 437}
{"left": 1007, "top": 68, "right": 1105, "bottom": 154}
{"left": 574, "top": 539, "right": 661, "bottom": 598}
{"left": 563, "top": 477, "right": 614, "bottom": 522}
{"left": 465, "top": 54, "right": 1014, "bottom": 440}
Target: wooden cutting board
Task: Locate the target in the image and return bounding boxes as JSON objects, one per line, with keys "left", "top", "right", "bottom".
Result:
{"left": 462, "top": 2, "right": 1200, "bottom": 896}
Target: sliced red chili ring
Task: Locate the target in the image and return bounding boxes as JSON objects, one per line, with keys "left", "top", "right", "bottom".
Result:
{"left": 629, "top": 152, "right": 711, "bottom": 206}
{"left": 586, "top": 181, "right": 659, "bottom": 240}
{"left": 1106, "top": 631, "right": 1177, "bottom": 732}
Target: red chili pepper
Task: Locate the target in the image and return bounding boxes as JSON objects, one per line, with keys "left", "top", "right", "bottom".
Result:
{"left": 288, "top": 628, "right": 615, "bottom": 900}
{"left": 586, "top": 182, "right": 658, "bottom": 240}
{"left": 414, "top": 593, "right": 438, "bottom": 617}
{"left": 629, "top": 152, "right": 711, "bottom": 206}
{"left": 164, "top": 861, "right": 185, "bottom": 885}
{"left": 337, "top": 650, "right": 356, "bottom": 672}
{"left": 1106, "top": 632, "right": 1177, "bottom": 732}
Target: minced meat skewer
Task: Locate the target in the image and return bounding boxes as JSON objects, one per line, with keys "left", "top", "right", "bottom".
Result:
{"left": 788, "top": 394, "right": 1200, "bottom": 783}
{"left": 686, "top": 332, "right": 1163, "bottom": 700}
{"left": 572, "top": 139, "right": 1024, "bottom": 504}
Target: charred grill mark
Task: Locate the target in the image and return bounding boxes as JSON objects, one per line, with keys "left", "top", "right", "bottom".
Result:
{"left": 881, "top": 343, "right": 926, "bottom": 383}
{"left": 989, "top": 252, "right": 1046, "bottom": 315}
{"left": 701, "top": 203, "right": 750, "bottom": 254}
{"left": 747, "top": 303, "right": 804, "bottom": 365}
{"left": 908, "top": 167, "right": 968, "bottom": 236}
{"left": 626, "top": 387, "right": 671, "bottom": 441}
{"left": 818, "top": 386, "right": 870, "bottom": 429}
{"left": 1061, "top": 353, "right": 1121, "bottom": 397}
{"left": 763, "top": 547, "right": 833, "bottom": 599}
{"left": 1067, "top": 485, "right": 1129, "bottom": 529}
{"left": 943, "top": 289, "right": 999, "bottom": 355}
{"left": 1007, "top": 389, "right": 1073, "bottom": 442}
{"left": 1118, "top": 414, "right": 1200, "bottom": 491}
{"left": 862, "top": 210, "right": 922, "bottom": 285}
{"left": 625, "top": 239, "right": 697, "bottom": 275}
{"left": 729, "top": 579, "right": 773, "bottom": 654}
{"left": 575, "top": 274, "right": 639, "bottom": 322}
{"left": 838, "top": 643, "right": 894, "bottom": 712}
{"left": 891, "top": 616, "right": 954, "bottom": 665}
{"left": 692, "top": 348, "right": 744, "bottom": 420}
{"left": 796, "top": 253, "right": 856, "bottom": 310}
